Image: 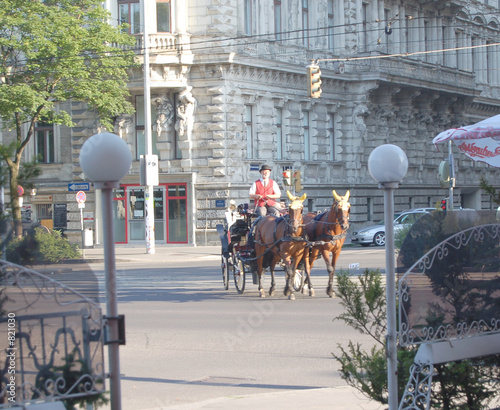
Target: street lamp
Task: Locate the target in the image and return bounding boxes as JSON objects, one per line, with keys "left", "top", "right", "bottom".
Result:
{"left": 79, "top": 132, "right": 132, "bottom": 410}
{"left": 368, "top": 144, "right": 408, "bottom": 410}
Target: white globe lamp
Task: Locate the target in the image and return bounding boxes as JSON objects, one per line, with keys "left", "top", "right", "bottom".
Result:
{"left": 368, "top": 144, "right": 408, "bottom": 184}
{"left": 79, "top": 132, "right": 132, "bottom": 188}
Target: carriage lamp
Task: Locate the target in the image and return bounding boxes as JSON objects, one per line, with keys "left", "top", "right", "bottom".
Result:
{"left": 368, "top": 144, "right": 408, "bottom": 410}
{"left": 79, "top": 132, "right": 132, "bottom": 410}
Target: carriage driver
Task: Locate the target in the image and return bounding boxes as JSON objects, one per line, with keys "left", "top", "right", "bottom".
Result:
{"left": 249, "top": 164, "right": 282, "bottom": 216}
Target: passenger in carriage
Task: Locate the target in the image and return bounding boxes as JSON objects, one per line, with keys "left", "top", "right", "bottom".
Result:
{"left": 249, "top": 164, "right": 282, "bottom": 217}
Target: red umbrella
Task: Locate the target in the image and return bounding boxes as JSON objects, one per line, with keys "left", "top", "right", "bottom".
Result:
{"left": 433, "top": 114, "right": 500, "bottom": 167}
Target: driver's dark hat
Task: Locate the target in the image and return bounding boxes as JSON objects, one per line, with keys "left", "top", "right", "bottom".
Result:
{"left": 259, "top": 164, "right": 272, "bottom": 172}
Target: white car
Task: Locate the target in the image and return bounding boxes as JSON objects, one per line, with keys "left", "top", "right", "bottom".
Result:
{"left": 351, "top": 208, "right": 435, "bottom": 247}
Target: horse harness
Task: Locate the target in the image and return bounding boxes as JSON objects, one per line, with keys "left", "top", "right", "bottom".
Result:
{"left": 308, "top": 206, "right": 348, "bottom": 246}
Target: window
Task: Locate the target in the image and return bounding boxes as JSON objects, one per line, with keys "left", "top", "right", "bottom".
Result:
{"left": 405, "top": 14, "right": 411, "bottom": 53}
{"left": 472, "top": 36, "right": 478, "bottom": 73}
{"left": 384, "top": 9, "right": 391, "bottom": 54}
{"left": 157, "top": 0, "right": 171, "bottom": 32}
{"left": 36, "top": 203, "right": 52, "bottom": 220}
{"left": 361, "top": 3, "right": 368, "bottom": 51}
{"left": 244, "top": 0, "right": 253, "bottom": 35}
{"left": 442, "top": 25, "right": 447, "bottom": 65}
{"left": 328, "top": 115, "right": 336, "bottom": 161}
{"left": 135, "top": 96, "right": 159, "bottom": 160}
{"left": 487, "top": 40, "right": 495, "bottom": 84}
{"left": 303, "top": 111, "right": 310, "bottom": 161}
{"left": 35, "top": 122, "right": 55, "bottom": 163}
{"left": 274, "top": 0, "right": 282, "bottom": 41}
{"left": 118, "top": 0, "right": 141, "bottom": 34}
{"left": 424, "top": 20, "right": 431, "bottom": 62}
{"left": 302, "top": 0, "right": 309, "bottom": 47}
{"left": 245, "top": 105, "right": 255, "bottom": 159}
{"left": 328, "top": 0, "right": 334, "bottom": 51}
{"left": 276, "top": 108, "right": 284, "bottom": 159}
{"left": 173, "top": 93, "right": 182, "bottom": 159}
{"left": 366, "top": 197, "right": 373, "bottom": 221}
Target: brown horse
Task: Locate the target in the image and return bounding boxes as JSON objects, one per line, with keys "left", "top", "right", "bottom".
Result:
{"left": 253, "top": 191, "right": 309, "bottom": 300}
{"left": 302, "top": 190, "right": 351, "bottom": 297}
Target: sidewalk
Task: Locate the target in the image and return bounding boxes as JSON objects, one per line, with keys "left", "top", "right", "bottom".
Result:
{"left": 83, "top": 244, "right": 385, "bottom": 410}
{"left": 81, "top": 244, "right": 222, "bottom": 264}
{"left": 164, "top": 386, "right": 384, "bottom": 409}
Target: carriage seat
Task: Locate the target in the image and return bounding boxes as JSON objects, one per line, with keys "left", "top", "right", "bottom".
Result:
{"left": 229, "top": 219, "right": 249, "bottom": 244}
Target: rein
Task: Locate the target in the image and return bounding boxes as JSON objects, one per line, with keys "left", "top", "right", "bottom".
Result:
{"left": 255, "top": 213, "right": 307, "bottom": 248}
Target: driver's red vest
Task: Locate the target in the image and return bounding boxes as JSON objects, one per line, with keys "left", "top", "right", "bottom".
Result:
{"left": 254, "top": 180, "right": 277, "bottom": 207}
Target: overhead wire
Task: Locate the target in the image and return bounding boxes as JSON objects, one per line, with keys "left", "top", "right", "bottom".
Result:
{"left": 2, "top": 12, "right": 500, "bottom": 77}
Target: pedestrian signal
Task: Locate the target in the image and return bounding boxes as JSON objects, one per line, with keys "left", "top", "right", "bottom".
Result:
{"left": 440, "top": 199, "right": 447, "bottom": 211}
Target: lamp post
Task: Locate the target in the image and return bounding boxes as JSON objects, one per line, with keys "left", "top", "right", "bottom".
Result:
{"left": 142, "top": 0, "right": 156, "bottom": 254}
{"left": 368, "top": 144, "right": 408, "bottom": 410}
{"left": 79, "top": 132, "right": 132, "bottom": 410}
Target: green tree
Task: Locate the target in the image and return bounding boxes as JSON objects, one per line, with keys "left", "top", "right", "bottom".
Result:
{"left": 0, "top": 0, "right": 136, "bottom": 237}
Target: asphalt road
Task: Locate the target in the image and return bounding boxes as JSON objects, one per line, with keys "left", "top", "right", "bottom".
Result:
{"left": 58, "top": 246, "right": 387, "bottom": 409}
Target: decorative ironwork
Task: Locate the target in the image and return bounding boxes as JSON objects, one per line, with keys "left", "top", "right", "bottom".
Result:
{"left": 399, "top": 363, "right": 434, "bottom": 410}
{"left": 0, "top": 260, "right": 105, "bottom": 407}
{"left": 399, "top": 223, "right": 500, "bottom": 347}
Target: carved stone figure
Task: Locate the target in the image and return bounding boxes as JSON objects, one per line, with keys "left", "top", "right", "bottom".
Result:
{"left": 175, "top": 86, "right": 196, "bottom": 140}
{"left": 153, "top": 95, "right": 174, "bottom": 137}
{"left": 115, "top": 115, "right": 133, "bottom": 138}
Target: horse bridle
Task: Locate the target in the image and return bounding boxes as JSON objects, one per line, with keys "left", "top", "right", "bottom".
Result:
{"left": 286, "top": 205, "right": 304, "bottom": 235}
{"left": 311, "top": 201, "right": 350, "bottom": 240}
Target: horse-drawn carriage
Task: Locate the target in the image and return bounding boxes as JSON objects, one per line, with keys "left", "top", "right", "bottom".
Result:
{"left": 216, "top": 190, "right": 351, "bottom": 300}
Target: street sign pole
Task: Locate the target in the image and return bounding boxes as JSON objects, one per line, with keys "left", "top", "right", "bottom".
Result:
{"left": 448, "top": 141, "right": 455, "bottom": 211}
{"left": 76, "top": 191, "right": 86, "bottom": 258}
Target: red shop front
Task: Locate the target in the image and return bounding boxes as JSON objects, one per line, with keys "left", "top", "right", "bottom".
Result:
{"left": 112, "top": 183, "right": 188, "bottom": 244}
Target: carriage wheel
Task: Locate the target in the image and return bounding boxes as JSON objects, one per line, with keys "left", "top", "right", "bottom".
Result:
{"left": 221, "top": 254, "right": 230, "bottom": 290}
{"left": 293, "top": 269, "right": 305, "bottom": 292}
{"left": 232, "top": 257, "right": 246, "bottom": 294}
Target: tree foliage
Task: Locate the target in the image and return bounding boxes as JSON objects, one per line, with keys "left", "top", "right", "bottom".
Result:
{"left": 480, "top": 176, "right": 500, "bottom": 206}
{"left": 0, "top": 0, "right": 137, "bottom": 236}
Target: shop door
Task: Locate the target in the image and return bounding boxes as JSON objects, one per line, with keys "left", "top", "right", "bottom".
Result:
{"left": 128, "top": 187, "right": 165, "bottom": 243}
{"left": 113, "top": 188, "right": 127, "bottom": 243}
{"left": 166, "top": 184, "right": 187, "bottom": 243}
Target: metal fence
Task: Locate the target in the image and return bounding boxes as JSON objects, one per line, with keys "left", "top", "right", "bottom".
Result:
{"left": 0, "top": 261, "right": 105, "bottom": 407}
{"left": 397, "top": 211, "right": 500, "bottom": 409}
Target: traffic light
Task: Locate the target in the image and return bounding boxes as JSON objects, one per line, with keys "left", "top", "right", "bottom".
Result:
{"left": 440, "top": 198, "right": 447, "bottom": 211}
{"left": 293, "top": 170, "right": 302, "bottom": 192}
{"left": 283, "top": 170, "right": 292, "bottom": 186}
{"left": 307, "top": 64, "right": 322, "bottom": 98}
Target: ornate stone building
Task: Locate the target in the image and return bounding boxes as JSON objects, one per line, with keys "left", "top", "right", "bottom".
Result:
{"left": 17, "top": 0, "right": 500, "bottom": 245}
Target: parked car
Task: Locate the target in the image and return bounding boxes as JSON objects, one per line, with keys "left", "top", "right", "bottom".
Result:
{"left": 351, "top": 208, "right": 436, "bottom": 247}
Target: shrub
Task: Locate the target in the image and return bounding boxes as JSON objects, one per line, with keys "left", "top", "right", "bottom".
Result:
{"left": 6, "top": 227, "right": 80, "bottom": 265}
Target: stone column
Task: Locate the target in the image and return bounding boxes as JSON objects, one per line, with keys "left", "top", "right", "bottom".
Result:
{"left": 174, "top": 0, "right": 187, "bottom": 34}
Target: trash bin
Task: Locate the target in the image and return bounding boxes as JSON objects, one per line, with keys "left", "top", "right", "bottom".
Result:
{"left": 84, "top": 228, "right": 94, "bottom": 247}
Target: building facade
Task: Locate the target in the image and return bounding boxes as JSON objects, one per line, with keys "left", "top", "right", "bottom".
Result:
{"left": 13, "top": 0, "right": 500, "bottom": 246}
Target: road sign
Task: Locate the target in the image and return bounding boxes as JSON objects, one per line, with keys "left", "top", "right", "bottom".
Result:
{"left": 17, "top": 185, "right": 24, "bottom": 197}
{"left": 76, "top": 191, "right": 86, "bottom": 204}
{"left": 68, "top": 182, "right": 90, "bottom": 192}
